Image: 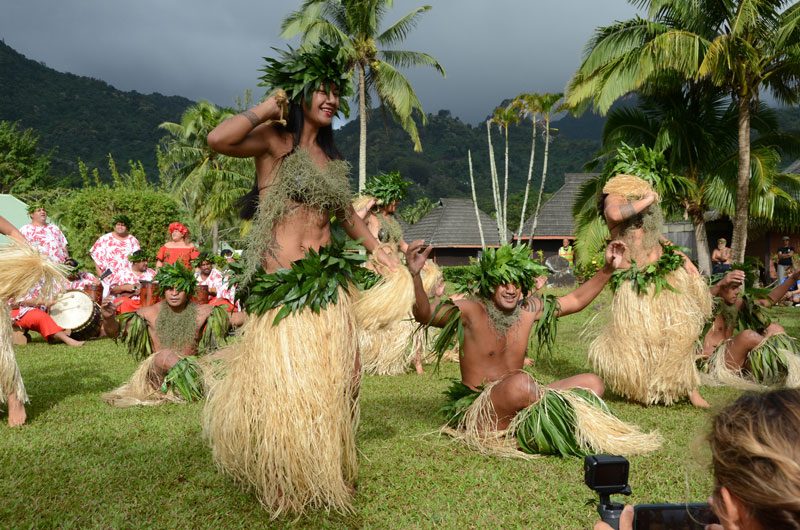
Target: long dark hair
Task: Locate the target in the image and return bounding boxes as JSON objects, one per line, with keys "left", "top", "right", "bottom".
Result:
{"left": 238, "top": 100, "right": 344, "bottom": 220}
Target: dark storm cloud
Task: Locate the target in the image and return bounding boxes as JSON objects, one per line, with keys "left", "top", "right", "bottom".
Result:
{"left": 0, "top": 0, "right": 638, "bottom": 123}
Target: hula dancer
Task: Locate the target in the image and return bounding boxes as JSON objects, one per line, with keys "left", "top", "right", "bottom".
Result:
{"left": 700, "top": 268, "right": 800, "bottom": 389}
{"left": 203, "top": 43, "right": 399, "bottom": 517}
{"left": 354, "top": 171, "right": 411, "bottom": 257}
{"left": 0, "top": 215, "right": 66, "bottom": 426}
{"left": 102, "top": 263, "right": 233, "bottom": 407}
{"left": 408, "top": 241, "right": 660, "bottom": 458}
{"left": 588, "top": 174, "right": 713, "bottom": 407}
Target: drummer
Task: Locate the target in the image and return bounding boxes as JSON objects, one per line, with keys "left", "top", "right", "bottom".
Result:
{"left": 194, "top": 252, "right": 223, "bottom": 297}
{"left": 10, "top": 285, "right": 84, "bottom": 347}
{"left": 109, "top": 250, "right": 156, "bottom": 314}
{"left": 64, "top": 258, "right": 101, "bottom": 290}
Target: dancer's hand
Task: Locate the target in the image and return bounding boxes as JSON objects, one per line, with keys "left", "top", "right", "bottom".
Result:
{"left": 406, "top": 240, "right": 432, "bottom": 276}
{"left": 604, "top": 240, "right": 627, "bottom": 270}
{"left": 721, "top": 269, "right": 745, "bottom": 288}
{"left": 373, "top": 245, "right": 400, "bottom": 272}
{"left": 354, "top": 197, "right": 376, "bottom": 219}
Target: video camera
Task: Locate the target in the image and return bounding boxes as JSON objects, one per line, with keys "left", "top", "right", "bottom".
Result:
{"left": 584, "top": 455, "right": 718, "bottom": 530}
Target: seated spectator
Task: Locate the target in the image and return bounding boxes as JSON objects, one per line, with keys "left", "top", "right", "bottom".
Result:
{"left": 596, "top": 388, "right": 800, "bottom": 530}
{"left": 110, "top": 250, "right": 156, "bottom": 314}
{"left": 10, "top": 285, "right": 84, "bottom": 347}
{"left": 64, "top": 258, "right": 100, "bottom": 290}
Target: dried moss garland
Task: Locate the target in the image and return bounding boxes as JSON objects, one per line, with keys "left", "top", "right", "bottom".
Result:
{"left": 609, "top": 243, "right": 684, "bottom": 294}
{"left": 377, "top": 214, "right": 404, "bottom": 244}
{"left": 155, "top": 303, "right": 198, "bottom": 351}
{"left": 241, "top": 149, "right": 353, "bottom": 285}
{"left": 483, "top": 298, "right": 521, "bottom": 337}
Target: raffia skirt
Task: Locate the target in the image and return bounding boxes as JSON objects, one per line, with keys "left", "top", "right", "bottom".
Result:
{"left": 202, "top": 288, "right": 359, "bottom": 518}
{"left": 588, "top": 268, "right": 713, "bottom": 406}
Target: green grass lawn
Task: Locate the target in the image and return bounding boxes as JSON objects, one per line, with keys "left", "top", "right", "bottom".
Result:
{"left": 1, "top": 293, "right": 797, "bottom": 529}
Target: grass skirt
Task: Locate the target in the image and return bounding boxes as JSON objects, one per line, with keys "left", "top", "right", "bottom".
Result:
{"left": 588, "top": 268, "right": 712, "bottom": 405}
{"left": 359, "top": 318, "right": 416, "bottom": 375}
{"left": 0, "top": 305, "right": 27, "bottom": 404}
{"left": 102, "top": 353, "right": 184, "bottom": 407}
{"left": 704, "top": 333, "right": 800, "bottom": 390}
{"left": 352, "top": 267, "right": 414, "bottom": 331}
{"left": 202, "top": 288, "right": 359, "bottom": 518}
{"left": 441, "top": 376, "right": 661, "bottom": 458}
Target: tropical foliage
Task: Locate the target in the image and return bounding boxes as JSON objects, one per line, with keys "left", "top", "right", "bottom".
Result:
{"left": 0, "top": 120, "right": 54, "bottom": 193}
{"left": 281, "top": 0, "right": 445, "bottom": 190}
{"left": 158, "top": 101, "right": 253, "bottom": 252}
{"left": 566, "top": 0, "right": 800, "bottom": 261}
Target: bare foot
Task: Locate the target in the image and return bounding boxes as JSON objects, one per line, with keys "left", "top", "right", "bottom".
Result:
{"left": 7, "top": 394, "right": 26, "bottom": 427}
{"left": 415, "top": 362, "right": 424, "bottom": 375}
{"left": 53, "top": 331, "right": 84, "bottom": 347}
{"left": 11, "top": 331, "right": 27, "bottom": 346}
{"left": 523, "top": 357, "right": 533, "bottom": 367}
{"left": 689, "top": 389, "right": 710, "bottom": 409}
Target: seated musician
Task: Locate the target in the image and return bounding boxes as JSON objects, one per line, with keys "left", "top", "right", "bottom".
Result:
{"left": 194, "top": 252, "right": 237, "bottom": 312}
{"left": 109, "top": 250, "right": 156, "bottom": 314}
{"left": 64, "top": 258, "right": 100, "bottom": 290}
{"left": 102, "top": 262, "right": 240, "bottom": 407}
{"left": 9, "top": 284, "right": 84, "bottom": 347}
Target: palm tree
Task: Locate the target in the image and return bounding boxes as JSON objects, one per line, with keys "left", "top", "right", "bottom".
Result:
{"left": 528, "top": 93, "right": 563, "bottom": 239}
{"left": 159, "top": 101, "right": 253, "bottom": 252}
{"left": 566, "top": 0, "right": 800, "bottom": 261}
{"left": 589, "top": 78, "right": 800, "bottom": 272}
{"left": 510, "top": 93, "right": 542, "bottom": 238}
{"left": 281, "top": 0, "right": 445, "bottom": 191}
{"left": 491, "top": 105, "right": 520, "bottom": 238}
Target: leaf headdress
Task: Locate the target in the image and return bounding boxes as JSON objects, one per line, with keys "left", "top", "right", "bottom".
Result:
{"left": 363, "top": 171, "right": 411, "bottom": 205}
{"left": 457, "top": 244, "right": 548, "bottom": 298}
{"left": 259, "top": 42, "right": 353, "bottom": 118}
{"left": 154, "top": 262, "right": 197, "bottom": 296}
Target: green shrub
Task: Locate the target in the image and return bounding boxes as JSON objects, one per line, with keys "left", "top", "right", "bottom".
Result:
{"left": 442, "top": 265, "right": 471, "bottom": 287}
{"left": 52, "top": 185, "right": 187, "bottom": 266}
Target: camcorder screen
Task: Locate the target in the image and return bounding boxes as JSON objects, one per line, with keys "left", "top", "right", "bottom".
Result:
{"left": 634, "top": 503, "right": 719, "bottom": 530}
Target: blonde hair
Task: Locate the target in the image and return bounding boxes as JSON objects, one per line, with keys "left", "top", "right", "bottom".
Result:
{"left": 709, "top": 389, "right": 800, "bottom": 528}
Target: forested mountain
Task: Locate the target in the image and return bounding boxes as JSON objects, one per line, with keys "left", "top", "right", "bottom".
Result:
{"left": 0, "top": 40, "right": 192, "bottom": 184}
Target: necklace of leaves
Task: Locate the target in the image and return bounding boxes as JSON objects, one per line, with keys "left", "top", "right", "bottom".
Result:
{"left": 609, "top": 243, "right": 684, "bottom": 295}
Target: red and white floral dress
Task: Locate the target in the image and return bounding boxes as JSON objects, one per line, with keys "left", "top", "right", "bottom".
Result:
{"left": 19, "top": 223, "right": 68, "bottom": 264}
{"left": 90, "top": 233, "right": 140, "bottom": 277}
{"left": 110, "top": 267, "right": 156, "bottom": 314}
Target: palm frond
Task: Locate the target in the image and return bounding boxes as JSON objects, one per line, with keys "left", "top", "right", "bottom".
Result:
{"left": 377, "top": 6, "right": 431, "bottom": 46}
{"left": 379, "top": 50, "right": 445, "bottom": 76}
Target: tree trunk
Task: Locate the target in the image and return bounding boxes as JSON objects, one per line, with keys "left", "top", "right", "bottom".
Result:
{"left": 502, "top": 125, "right": 509, "bottom": 239}
{"left": 486, "top": 121, "right": 505, "bottom": 243}
{"left": 468, "top": 150, "right": 486, "bottom": 249}
{"left": 211, "top": 221, "right": 219, "bottom": 254}
{"left": 731, "top": 96, "right": 751, "bottom": 262}
{"left": 692, "top": 215, "right": 711, "bottom": 276}
{"left": 529, "top": 114, "right": 551, "bottom": 239}
{"left": 517, "top": 117, "right": 537, "bottom": 238}
{"left": 358, "top": 63, "right": 367, "bottom": 192}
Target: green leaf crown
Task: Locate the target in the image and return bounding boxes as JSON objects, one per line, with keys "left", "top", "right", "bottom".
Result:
{"left": 154, "top": 262, "right": 197, "bottom": 295}
{"left": 457, "top": 244, "right": 548, "bottom": 298}
{"left": 127, "top": 249, "right": 150, "bottom": 263}
{"left": 364, "top": 171, "right": 411, "bottom": 205}
{"left": 259, "top": 42, "right": 353, "bottom": 118}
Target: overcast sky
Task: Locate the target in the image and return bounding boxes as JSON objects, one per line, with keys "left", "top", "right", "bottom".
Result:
{"left": 0, "top": 0, "right": 641, "bottom": 124}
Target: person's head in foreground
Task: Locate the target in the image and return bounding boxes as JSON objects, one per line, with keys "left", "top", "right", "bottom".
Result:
{"left": 128, "top": 250, "right": 149, "bottom": 273}
{"left": 596, "top": 388, "right": 800, "bottom": 530}
{"left": 168, "top": 222, "right": 189, "bottom": 243}
{"left": 154, "top": 262, "right": 197, "bottom": 309}
{"left": 112, "top": 215, "right": 131, "bottom": 236}
{"left": 459, "top": 245, "right": 548, "bottom": 313}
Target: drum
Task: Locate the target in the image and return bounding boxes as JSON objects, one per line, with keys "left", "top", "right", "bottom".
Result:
{"left": 192, "top": 284, "right": 209, "bottom": 304}
{"left": 83, "top": 284, "right": 103, "bottom": 305}
{"left": 139, "top": 281, "right": 159, "bottom": 307}
{"left": 49, "top": 290, "right": 101, "bottom": 341}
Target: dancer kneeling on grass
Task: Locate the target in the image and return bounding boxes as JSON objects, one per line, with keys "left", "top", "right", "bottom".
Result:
{"left": 102, "top": 262, "right": 234, "bottom": 407}
{"left": 407, "top": 241, "right": 661, "bottom": 458}
{"left": 202, "top": 42, "right": 400, "bottom": 518}
{"left": 700, "top": 267, "right": 800, "bottom": 389}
